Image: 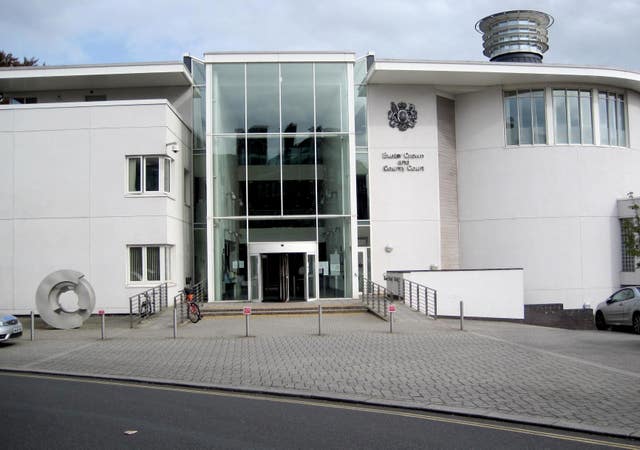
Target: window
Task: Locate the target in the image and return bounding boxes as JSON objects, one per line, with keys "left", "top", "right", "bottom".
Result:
{"left": 553, "top": 89, "right": 593, "bottom": 144}
{"left": 504, "top": 90, "right": 546, "bottom": 146}
{"left": 127, "top": 156, "right": 172, "bottom": 194}
{"left": 128, "top": 246, "right": 172, "bottom": 283}
{"left": 599, "top": 92, "right": 626, "bottom": 147}
{"left": 85, "top": 95, "right": 107, "bottom": 101}
{"left": 1, "top": 96, "right": 37, "bottom": 105}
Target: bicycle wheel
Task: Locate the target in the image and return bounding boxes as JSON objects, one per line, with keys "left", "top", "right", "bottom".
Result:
{"left": 188, "top": 302, "right": 201, "bottom": 323}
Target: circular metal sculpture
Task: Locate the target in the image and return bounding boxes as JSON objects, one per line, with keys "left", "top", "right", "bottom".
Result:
{"left": 388, "top": 101, "right": 417, "bottom": 131}
{"left": 36, "top": 270, "right": 96, "bottom": 329}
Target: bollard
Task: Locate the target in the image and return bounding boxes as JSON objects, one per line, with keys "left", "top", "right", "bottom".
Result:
{"left": 390, "top": 311, "right": 394, "bottom": 333}
{"left": 459, "top": 301, "right": 464, "bottom": 331}
{"left": 30, "top": 310, "right": 35, "bottom": 341}
{"left": 173, "top": 307, "right": 177, "bottom": 339}
{"left": 245, "top": 314, "right": 249, "bottom": 337}
{"left": 318, "top": 304, "right": 323, "bottom": 336}
{"left": 99, "top": 310, "right": 106, "bottom": 340}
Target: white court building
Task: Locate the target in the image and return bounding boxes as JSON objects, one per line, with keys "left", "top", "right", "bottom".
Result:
{"left": 1, "top": 11, "right": 640, "bottom": 320}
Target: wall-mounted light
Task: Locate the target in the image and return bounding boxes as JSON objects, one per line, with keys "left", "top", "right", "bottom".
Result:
{"left": 166, "top": 142, "right": 178, "bottom": 153}
{"left": 384, "top": 245, "right": 393, "bottom": 253}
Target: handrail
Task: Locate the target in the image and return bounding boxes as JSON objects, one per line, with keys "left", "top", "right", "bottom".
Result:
{"left": 359, "top": 276, "right": 392, "bottom": 320}
{"left": 385, "top": 274, "right": 437, "bottom": 319}
{"left": 129, "top": 282, "right": 168, "bottom": 328}
{"left": 173, "top": 281, "right": 207, "bottom": 323}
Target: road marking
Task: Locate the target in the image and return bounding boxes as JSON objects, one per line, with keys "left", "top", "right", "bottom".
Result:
{"left": 3, "top": 372, "right": 638, "bottom": 449}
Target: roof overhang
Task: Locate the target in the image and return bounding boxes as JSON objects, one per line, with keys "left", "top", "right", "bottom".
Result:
{"left": 204, "top": 51, "right": 355, "bottom": 63}
{"left": 0, "top": 61, "right": 194, "bottom": 92}
{"left": 368, "top": 60, "right": 640, "bottom": 94}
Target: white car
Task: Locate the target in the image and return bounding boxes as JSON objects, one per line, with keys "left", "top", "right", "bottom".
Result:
{"left": 0, "top": 314, "right": 23, "bottom": 342}
{"left": 595, "top": 287, "right": 640, "bottom": 334}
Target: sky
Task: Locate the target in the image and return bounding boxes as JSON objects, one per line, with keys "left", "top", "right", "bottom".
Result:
{"left": 3, "top": 0, "right": 640, "bottom": 70}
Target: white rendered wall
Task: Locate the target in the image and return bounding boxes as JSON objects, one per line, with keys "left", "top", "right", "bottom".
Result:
{"left": 367, "top": 85, "right": 441, "bottom": 284}
{"left": 456, "top": 86, "right": 640, "bottom": 309}
{"left": 390, "top": 269, "right": 524, "bottom": 319}
{"left": 0, "top": 100, "right": 192, "bottom": 315}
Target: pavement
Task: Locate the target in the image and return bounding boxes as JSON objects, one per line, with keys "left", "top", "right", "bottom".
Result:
{"left": 1, "top": 302, "right": 640, "bottom": 439}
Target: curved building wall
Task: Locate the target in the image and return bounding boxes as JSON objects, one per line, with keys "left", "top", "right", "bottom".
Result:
{"left": 456, "top": 86, "right": 640, "bottom": 309}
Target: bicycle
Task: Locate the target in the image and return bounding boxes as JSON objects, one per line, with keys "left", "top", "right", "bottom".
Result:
{"left": 185, "top": 291, "right": 201, "bottom": 323}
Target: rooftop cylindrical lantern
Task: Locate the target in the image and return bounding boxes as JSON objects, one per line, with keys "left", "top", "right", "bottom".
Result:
{"left": 476, "top": 10, "right": 554, "bottom": 63}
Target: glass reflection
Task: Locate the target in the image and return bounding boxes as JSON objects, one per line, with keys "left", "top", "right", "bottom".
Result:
{"left": 247, "top": 135, "right": 281, "bottom": 216}
{"left": 213, "top": 136, "right": 246, "bottom": 217}
{"left": 281, "top": 64, "right": 314, "bottom": 133}
{"left": 213, "top": 219, "right": 248, "bottom": 300}
{"left": 317, "top": 135, "right": 349, "bottom": 215}
{"left": 356, "top": 153, "right": 369, "bottom": 220}
{"left": 315, "top": 64, "right": 348, "bottom": 132}
{"left": 319, "top": 217, "right": 351, "bottom": 298}
{"left": 283, "top": 135, "right": 316, "bottom": 214}
{"left": 247, "top": 64, "right": 279, "bottom": 133}
{"left": 212, "top": 64, "right": 245, "bottom": 133}
{"left": 193, "top": 153, "right": 207, "bottom": 224}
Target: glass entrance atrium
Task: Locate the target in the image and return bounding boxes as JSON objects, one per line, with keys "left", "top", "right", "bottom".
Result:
{"left": 208, "top": 59, "right": 354, "bottom": 301}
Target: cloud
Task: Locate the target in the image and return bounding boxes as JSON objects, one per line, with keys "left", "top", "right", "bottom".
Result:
{"left": 2, "top": 0, "right": 639, "bottom": 70}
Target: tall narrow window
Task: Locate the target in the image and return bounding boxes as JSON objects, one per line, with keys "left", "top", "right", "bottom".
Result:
{"left": 504, "top": 89, "right": 546, "bottom": 146}
{"left": 128, "top": 157, "right": 141, "bottom": 192}
{"left": 145, "top": 157, "right": 159, "bottom": 192}
{"left": 599, "top": 92, "right": 626, "bottom": 147}
{"left": 553, "top": 89, "right": 593, "bottom": 145}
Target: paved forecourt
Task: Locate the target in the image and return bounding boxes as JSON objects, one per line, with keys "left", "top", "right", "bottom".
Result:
{"left": 1, "top": 303, "right": 639, "bottom": 439}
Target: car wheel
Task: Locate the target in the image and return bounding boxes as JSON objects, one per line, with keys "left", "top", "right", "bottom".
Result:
{"left": 595, "top": 311, "right": 607, "bottom": 331}
{"left": 633, "top": 312, "right": 640, "bottom": 335}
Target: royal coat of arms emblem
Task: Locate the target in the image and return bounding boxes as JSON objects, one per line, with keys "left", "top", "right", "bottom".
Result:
{"left": 388, "top": 101, "right": 417, "bottom": 131}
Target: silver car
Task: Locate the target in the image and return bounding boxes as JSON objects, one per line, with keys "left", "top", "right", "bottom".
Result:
{"left": 0, "top": 314, "right": 23, "bottom": 342}
{"left": 595, "top": 287, "right": 640, "bottom": 334}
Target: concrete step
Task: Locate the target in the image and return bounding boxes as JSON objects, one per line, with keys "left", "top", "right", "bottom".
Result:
{"left": 198, "top": 300, "right": 368, "bottom": 317}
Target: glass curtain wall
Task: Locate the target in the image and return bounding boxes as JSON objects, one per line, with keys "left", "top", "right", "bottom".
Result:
{"left": 191, "top": 59, "right": 207, "bottom": 286}
{"left": 210, "top": 61, "right": 353, "bottom": 300}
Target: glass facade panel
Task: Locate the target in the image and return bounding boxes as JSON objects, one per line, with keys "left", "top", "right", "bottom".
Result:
{"left": 608, "top": 95, "right": 618, "bottom": 146}
{"left": 213, "top": 219, "right": 248, "bottom": 300}
{"left": 356, "top": 153, "right": 369, "bottom": 220}
{"left": 283, "top": 135, "right": 316, "bottom": 215}
{"left": 193, "top": 153, "right": 207, "bottom": 224}
{"left": 208, "top": 61, "right": 353, "bottom": 300}
{"left": 281, "top": 63, "right": 314, "bottom": 134}
{"left": 315, "top": 64, "right": 348, "bottom": 132}
{"left": 247, "top": 63, "right": 279, "bottom": 133}
{"left": 319, "top": 217, "right": 351, "bottom": 298}
{"left": 164, "top": 158, "right": 171, "bottom": 193}
{"left": 194, "top": 227, "right": 207, "bottom": 284}
{"left": 247, "top": 136, "right": 281, "bottom": 216}
{"left": 212, "top": 64, "right": 245, "bottom": 133}
{"left": 193, "top": 86, "right": 206, "bottom": 149}
{"left": 213, "top": 136, "right": 246, "bottom": 217}
{"left": 617, "top": 95, "right": 626, "bottom": 147}
{"left": 355, "top": 85, "right": 367, "bottom": 147}
{"left": 317, "top": 135, "right": 349, "bottom": 215}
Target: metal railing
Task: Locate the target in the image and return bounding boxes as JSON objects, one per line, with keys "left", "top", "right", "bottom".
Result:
{"left": 385, "top": 274, "right": 437, "bottom": 318}
{"left": 129, "top": 283, "right": 168, "bottom": 328}
{"left": 173, "top": 281, "right": 207, "bottom": 323}
{"left": 359, "top": 276, "right": 392, "bottom": 320}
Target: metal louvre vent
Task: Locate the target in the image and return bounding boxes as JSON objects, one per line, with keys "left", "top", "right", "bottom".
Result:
{"left": 476, "top": 10, "right": 554, "bottom": 63}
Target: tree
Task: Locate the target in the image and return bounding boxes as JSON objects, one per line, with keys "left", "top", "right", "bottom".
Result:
{"left": 622, "top": 192, "right": 640, "bottom": 268}
{"left": 0, "top": 51, "right": 38, "bottom": 67}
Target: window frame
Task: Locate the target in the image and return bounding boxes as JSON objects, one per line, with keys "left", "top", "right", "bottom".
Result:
{"left": 552, "top": 88, "right": 594, "bottom": 145}
{"left": 503, "top": 89, "right": 547, "bottom": 146}
{"left": 126, "top": 155, "right": 174, "bottom": 196}
{"left": 126, "top": 245, "right": 173, "bottom": 285}
{"left": 598, "top": 91, "right": 627, "bottom": 147}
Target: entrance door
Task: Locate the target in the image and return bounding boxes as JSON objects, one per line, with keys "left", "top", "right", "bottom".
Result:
{"left": 248, "top": 242, "right": 317, "bottom": 302}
